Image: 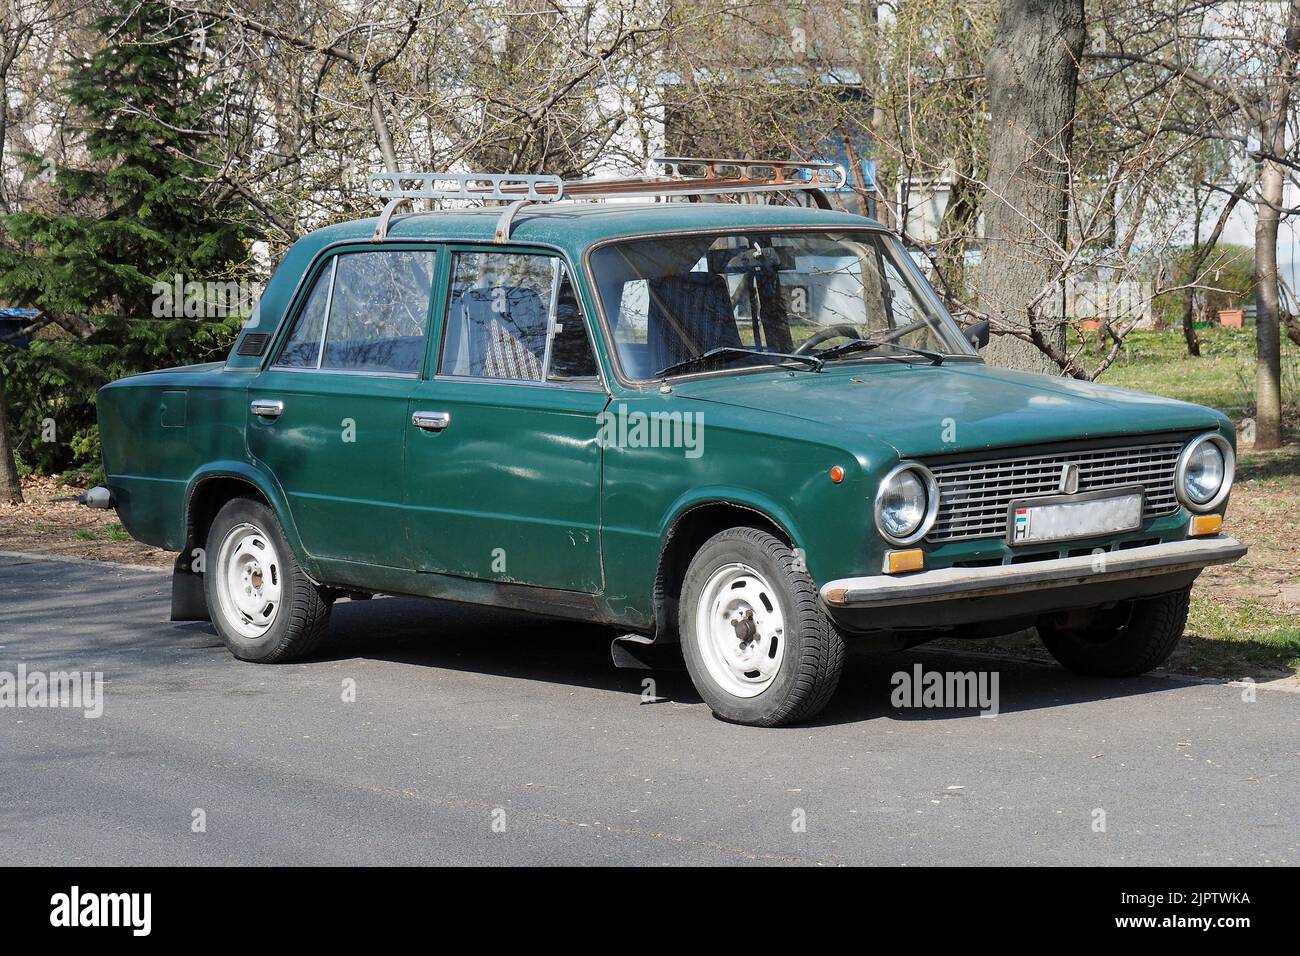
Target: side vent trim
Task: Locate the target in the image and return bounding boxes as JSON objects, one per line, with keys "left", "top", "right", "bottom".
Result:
{"left": 236, "top": 333, "right": 270, "bottom": 357}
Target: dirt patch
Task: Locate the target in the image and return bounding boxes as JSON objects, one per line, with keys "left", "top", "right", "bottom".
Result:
{"left": 0, "top": 476, "right": 175, "bottom": 567}
{"left": 1198, "top": 445, "right": 1300, "bottom": 608}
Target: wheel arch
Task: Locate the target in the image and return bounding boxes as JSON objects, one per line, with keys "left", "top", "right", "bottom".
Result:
{"left": 181, "top": 463, "right": 312, "bottom": 576}
{"left": 652, "top": 493, "right": 803, "bottom": 643}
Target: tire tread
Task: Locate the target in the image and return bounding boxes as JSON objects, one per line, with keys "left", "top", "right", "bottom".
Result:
{"left": 206, "top": 495, "right": 332, "bottom": 663}
{"left": 1040, "top": 587, "right": 1190, "bottom": 677}
{"left": 681, "top": 526, "right": 845, "bottom": 726}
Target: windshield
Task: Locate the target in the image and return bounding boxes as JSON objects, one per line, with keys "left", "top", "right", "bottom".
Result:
{"left": 589, "top": 229, "right": 974, "bottom": 380}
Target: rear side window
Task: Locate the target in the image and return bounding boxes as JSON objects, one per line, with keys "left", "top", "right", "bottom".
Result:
{"left": 275, "top": 250, "right": 436, "bottom": 375}
{"left": 439, "top": 251, "right": 598, "bottom": 383}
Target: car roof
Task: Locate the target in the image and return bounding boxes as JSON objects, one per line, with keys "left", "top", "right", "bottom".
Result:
{"left": 304, "top": 200, "right": 886, "bottom": 252}
{"left": 224, "top": 201, "right": 888, "bottom": 371}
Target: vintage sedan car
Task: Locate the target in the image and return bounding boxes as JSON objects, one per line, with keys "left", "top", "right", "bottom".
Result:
{"left": 93, "top": 159, "right": 1246, "bottom": 726}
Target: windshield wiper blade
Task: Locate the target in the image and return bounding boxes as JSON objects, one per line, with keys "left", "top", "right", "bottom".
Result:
{"left": 655, "top": 346, "right": 823, "bottom": 379}
{"left": 813, "top": 338, "right": 945, "bottom": 365}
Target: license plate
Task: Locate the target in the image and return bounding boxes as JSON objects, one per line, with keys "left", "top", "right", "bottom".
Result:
{"left": 1008, "top": 488, "right": 1144, "bottom": 545}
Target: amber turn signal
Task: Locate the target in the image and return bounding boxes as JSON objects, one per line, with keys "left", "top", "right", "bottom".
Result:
{"left": 829, "top": 465, "right": 845, "bottom": 483}
{"left": 884, "top": 548, "right": 925, "bottom": 574}
{"left": 1188, "top": 513, "right": 1223, "bottom": 537}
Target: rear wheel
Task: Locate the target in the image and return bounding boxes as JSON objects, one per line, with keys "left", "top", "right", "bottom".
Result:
{"left": 1038, "top": 586, "right": 1191, "bottom": 677}
{"left": 679, "top": 527, "right": 845, "bottom": 726}
{"left": 205, "top": 496, "right": 332, "bottom": 663}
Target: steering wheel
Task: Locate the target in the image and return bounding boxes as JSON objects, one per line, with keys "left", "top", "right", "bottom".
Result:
{"left": 794, "top": 324, "right": 861, "bottom": 354}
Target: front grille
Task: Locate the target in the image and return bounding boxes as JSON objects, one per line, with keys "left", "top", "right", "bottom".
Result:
{"left": 926, "top": 441, "right": 1184, "bottom": 543}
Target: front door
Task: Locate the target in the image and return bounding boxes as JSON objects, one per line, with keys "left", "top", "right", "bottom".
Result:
{"left": 247, "top": 246, "right": 437, "bottom": 569}
{"left": 404, "top": 247, "right": 607, "bottom": 592}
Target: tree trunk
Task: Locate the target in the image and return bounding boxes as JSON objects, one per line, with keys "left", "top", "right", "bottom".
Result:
{"left": 1253, "top": 159, "right": 1285, "bottom": 449}
{"left": 1181, "top": 176, "right": 1251, "bottom": 359}
{"left": 979, "top": 0, "right": 1086, "bottom": 375}
{"left": 1181, "top": 290, "right": 1201, "bottom": 357}
{"left": 0, "top": 373, "right": 23, "bottom": 505}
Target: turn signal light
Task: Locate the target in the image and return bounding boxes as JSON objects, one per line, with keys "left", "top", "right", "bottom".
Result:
{"left": 884, "top": 549, "right": 925, "bottom": 574}
{"left": 1189, "top": 514, "right": 1223, "bottom": 537}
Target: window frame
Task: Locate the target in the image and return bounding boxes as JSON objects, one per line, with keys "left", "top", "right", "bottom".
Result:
{"left": 432, "top": 244, "right": 605, "bottom": 391}
{"left": 268, "top": 244, "right": 439, "bottom": 379}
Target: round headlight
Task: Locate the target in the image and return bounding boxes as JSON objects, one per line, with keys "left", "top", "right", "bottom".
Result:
{"left": 1175, "top": 433, "right": 1234, "bottom": 512}
{"left": 875, "top": 463, "right": 939, "bottom": 545}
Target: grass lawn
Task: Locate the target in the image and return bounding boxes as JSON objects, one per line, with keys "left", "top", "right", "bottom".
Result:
{"left": 1096, "top": 325, "right": 1300, "bottom": 425}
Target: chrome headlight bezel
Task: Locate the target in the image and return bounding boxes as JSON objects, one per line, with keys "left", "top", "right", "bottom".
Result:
{"left": 874, "top": 462, "right": 940, "bottom": 546}
{"left": 1175, "top": 432, "right": 1234, "bottom": 513}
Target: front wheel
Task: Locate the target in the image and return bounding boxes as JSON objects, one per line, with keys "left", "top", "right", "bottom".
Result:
{"left": 679, "top": 527, "right": 845, "bottom": 726}
{"left": 1038, "top": 586, "right": 1191, "bottom": 677}
{"left": 204, "top": 496, "right": 333, "bottom": 663}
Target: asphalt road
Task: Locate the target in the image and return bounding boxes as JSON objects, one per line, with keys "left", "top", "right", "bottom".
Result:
{"left": 1, "top": 552, "right": 1297, "bottom": 866}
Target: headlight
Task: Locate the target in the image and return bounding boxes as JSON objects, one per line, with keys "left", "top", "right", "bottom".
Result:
{"left": 874, "top": 463, "right": 939, "bottom": 545}
{"left": 1175, "top": 433, "right": 1234, "bottom": 512}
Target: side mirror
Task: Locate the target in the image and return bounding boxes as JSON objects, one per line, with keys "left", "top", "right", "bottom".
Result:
{"left": 965, "top": 319, "right": 990, "bottom": 351}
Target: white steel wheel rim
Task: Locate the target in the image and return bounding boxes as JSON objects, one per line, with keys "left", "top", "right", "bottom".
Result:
{"left": 695, "top": 562, "right": 787, "bottom": 698}
{"left": 215, "top": 522, "right": 284, "bottom": 640}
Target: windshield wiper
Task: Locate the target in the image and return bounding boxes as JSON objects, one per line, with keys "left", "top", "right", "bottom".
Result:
{"left": 655, "top": 346, "right": 824, "bottom": 379}
{"left": 812, "top": 338, "right": 945, "bottom": 366}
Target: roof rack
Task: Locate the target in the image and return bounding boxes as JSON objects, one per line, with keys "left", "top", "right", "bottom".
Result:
{"left": 367, "top": 157, "right": 847, "bottom": 242}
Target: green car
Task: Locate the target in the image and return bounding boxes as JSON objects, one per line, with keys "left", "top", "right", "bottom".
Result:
{"left": 93, "top": 160, "right": 1246, "bottom": 726}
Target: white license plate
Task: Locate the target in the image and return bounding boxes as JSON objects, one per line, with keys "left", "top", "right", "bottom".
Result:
{"left": 1008, "top": 489, "right": 1144, "bottom": 545}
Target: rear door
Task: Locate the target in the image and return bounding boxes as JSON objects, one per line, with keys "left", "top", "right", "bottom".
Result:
{"left": 403, "top": 246, "right": 608, "bottom": 591}
{"left": 247, "top": 246, "right": 437, "bottom": 569}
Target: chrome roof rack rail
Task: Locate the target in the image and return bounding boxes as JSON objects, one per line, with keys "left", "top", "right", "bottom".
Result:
{"left": 366, "top": 158, "right": 847, "bottom": 243}
{"left": 367, "top": 172, "right": 566, "bottom": 243}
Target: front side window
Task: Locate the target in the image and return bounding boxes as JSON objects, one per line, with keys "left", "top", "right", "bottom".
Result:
{"left": 274, "top": 249, "right": 436, "bottom": 375}
{"left": 439, "top": 251, "right": 598, "bottom": 383}
{"left": 589, "top": 230, "right": 974, "bottom": 380}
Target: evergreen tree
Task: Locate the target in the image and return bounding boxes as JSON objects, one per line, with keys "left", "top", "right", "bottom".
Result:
{"left": 0, "top": 0, "right": 256, "bottom": 481}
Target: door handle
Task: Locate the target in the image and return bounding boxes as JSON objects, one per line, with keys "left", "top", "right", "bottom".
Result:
{"left": 250, "top": 399, "right": 284, "bottom": 419}
{"left": 411, "top": 410, "right": 451, "bottom": 431}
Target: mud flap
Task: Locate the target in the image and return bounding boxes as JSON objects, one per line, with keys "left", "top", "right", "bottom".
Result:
{"left": 610, "top": 633, "right": 685, "bottom": 671}
{"left": 170, "top": 552, "right": 210, "bottom": 622}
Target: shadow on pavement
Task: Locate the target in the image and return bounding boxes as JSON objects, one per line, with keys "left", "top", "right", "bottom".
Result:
{"left": 0, "top": 556, "right": 1195, "bottom": 729}
{"left": 314, "top": 594, "right": 1188, "bottom": 727}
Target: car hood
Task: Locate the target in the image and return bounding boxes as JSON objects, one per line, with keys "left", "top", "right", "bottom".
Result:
{"left": 668, "top": 361, "right": 1226, "bottom": 458}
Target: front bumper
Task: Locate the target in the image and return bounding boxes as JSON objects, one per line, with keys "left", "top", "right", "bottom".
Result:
{"left": 820, "top": 537, "right": 1246, "bottom": 632}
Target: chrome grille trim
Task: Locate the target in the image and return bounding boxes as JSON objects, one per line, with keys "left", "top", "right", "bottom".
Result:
{"left": 925, "top": 442, "right": 1185, "bottom": 542}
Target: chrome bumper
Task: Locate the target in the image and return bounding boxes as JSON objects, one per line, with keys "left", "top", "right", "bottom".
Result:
{"left": 821, "top": 537, "right": 1246, "bottom": 609}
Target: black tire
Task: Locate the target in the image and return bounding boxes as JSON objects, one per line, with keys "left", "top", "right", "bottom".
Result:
{"left": 204, "top": 496, "right": 332, "bottom": 663}
{"left": 679, "top": 527, "right": 845, "bottom": 726}
{"left": 1038, "top": 586, "right": 1191, "bottom": 677}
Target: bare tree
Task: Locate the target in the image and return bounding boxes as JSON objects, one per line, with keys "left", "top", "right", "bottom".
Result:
{"left": 1089, "top": 0, "right": 1300, "bottom": 447}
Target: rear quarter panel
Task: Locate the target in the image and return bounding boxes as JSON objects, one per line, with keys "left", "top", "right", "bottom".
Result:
{"left": 98, "top": 366, "right": 251, "bottom": 550}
